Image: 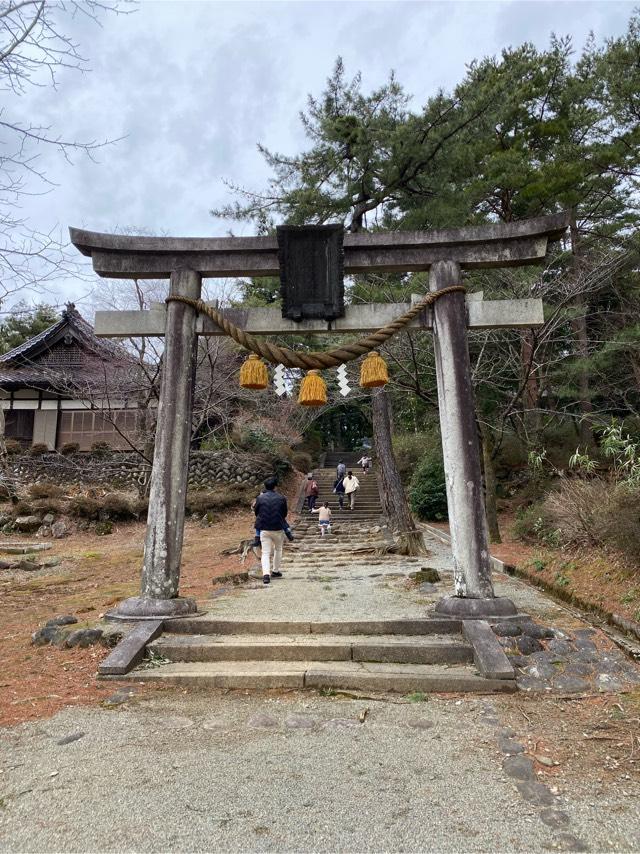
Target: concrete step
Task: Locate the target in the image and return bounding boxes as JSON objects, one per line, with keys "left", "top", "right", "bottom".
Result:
{"left": 120, "top": 660, "right": 516, "bottom": 694}
{"left": 149, "top": 633, "right": 474, "bottom": 665}
{"left": 168, "top": 617, "right": 462, "bottom": 636}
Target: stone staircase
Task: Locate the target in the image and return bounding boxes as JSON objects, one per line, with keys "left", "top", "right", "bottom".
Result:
{"left": 109, "top": 516, "right": 515, "bottom": 694}
{"left": 104, "top": 449, "right": 515, "bottom": 694}
{"left": 302, "top": 455, "right": 383, "bottom": 524}
{"left": 139, "top": 616, "right": 513, "bottom": 693}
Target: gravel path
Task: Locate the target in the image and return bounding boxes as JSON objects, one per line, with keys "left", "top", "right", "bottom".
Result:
{"left": 2, "top": 532, "right": 639, "bottom": 852}
{"left": 2, "top": 691, "right": 639, "bottom": 853}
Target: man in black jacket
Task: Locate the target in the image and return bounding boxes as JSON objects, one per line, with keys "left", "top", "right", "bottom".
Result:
{"left": 254, "top": 476, "right": 289, "bottom": 585}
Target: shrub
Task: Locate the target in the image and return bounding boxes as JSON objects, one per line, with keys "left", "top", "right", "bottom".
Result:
{"left": 60, "top": 442, "right": 80, "bottom": 456}
{"left": 409, "top": 456, "right": 448, "bottom": 521}
{"left": 13, "top": 500, "right": 34, "bottom": 515}
{"left": 186, "top": 484, "right": 255, "bottom": 515}
{"left": 28, "top": 483, "right": 64, "bottom": 499}
{"left": 68, "top": 496, "right": 101, "bottom": 520}
{"left": 238, "top": 427, "right": 279, "bottom": 454}
{"left": 90, "top": 441, "right": 111, "bottom": 455}
{"left": 542, "top": 479, "right": 640, "bottom": 561}
{"left": 95, "top": 520, "right": 114, "bottom": 535}
{"left": 291, "top": 451, "right": 313, "bottom": 473}
{"left": 30, "top": 443, "right": 50, "bottom": 456}
{"left": 512, "top": 502, "right": 558, "bottom": 544}
{"left": 393, "top": 431, "right": 442, "bottom": 483}
{"left": 4, "top": 439, "right": 22, "bottom": 455}
{"left": 32, "top": 498, "right": 63, "bottom": 515}
{"left": 102, "top": 493, "right": 136, "bottom": 520}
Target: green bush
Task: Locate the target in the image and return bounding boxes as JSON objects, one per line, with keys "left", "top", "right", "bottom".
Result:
{"left": 60, "top": 442, "right": 80, "bottom": 456}
{"left": 95, "top": 520, "right": 114, "bottom": 535}
{"left": 238, "top": 428, "right": 279, "bottom": 454}
{"left": 512, "top": 502, "right": 558, "bottom": 544}
{"left": 409, "top": 456, "right": 448, "bottom": 521}
{"left": 393, "top": 430, "right": 442, "bottom": 484}
{"left": 90, "top": 440, "right": 111, "bottom": 455}
{"left": 4, "top": 439, "right": 21, "bottom": 455}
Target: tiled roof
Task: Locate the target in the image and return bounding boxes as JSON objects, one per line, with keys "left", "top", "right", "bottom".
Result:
{"left": 0, "top": 304, "right": 129, "bottom": 366}
{"left": 0, "top": 304, "right": 141, "bottom": 392}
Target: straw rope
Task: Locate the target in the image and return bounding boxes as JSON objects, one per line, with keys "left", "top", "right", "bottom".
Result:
{"left": 166, "top": 285, "right": 465, "bottom": 369}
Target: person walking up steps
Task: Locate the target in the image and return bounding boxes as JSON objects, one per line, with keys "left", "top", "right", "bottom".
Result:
{"left": 304, "top": 474, "right": 319, "bottom": 511}
{"left": 254, "top": 476, "right": 289, "bottom": 585}
{"left": 333, "top": 473, "right": 346, "bottom": 510}
{"left": 336, "top": 460, "right": 346, "bottom": 480}
{"left": 357, "top": 454, "right": 371, "bottom": 475}
{"left": 311, "top": 501, "right": 332, "bottom": 536}
{"left": 343, "top": 470, "right": 360, "bottom": 510}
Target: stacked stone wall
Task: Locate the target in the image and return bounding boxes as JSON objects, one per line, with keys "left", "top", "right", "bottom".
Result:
{"left": 8, "top": 450, "right": 282, "bottom": 491}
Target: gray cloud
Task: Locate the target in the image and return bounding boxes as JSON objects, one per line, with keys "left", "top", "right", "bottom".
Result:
{"left": 6, "top": 0, "right": 636, "bottom": 308}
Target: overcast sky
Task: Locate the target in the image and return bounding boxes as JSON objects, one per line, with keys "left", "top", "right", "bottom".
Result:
{"left": 11, "top": 0, "right": 637, "bottom": 311}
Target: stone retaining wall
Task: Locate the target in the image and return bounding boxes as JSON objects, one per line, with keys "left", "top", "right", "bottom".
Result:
{"left": 8, "top": 450, "right": 284, "bottom": 490}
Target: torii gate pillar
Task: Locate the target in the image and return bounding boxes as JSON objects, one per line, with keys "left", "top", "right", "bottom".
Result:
{"left": 116, "top": 268, "right": 202, "bottom": 619}
{"left": 430, "top": 261, "right": 516, "bottom": 618}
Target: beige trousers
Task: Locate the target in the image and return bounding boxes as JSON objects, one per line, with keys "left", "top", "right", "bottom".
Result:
{"left": 260, "top": 529, "right": 284, "bottom": 576}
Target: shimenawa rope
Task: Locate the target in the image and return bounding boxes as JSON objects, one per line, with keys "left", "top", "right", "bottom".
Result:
{"left": 165, "top": 285, "right": 465, "bottom": 370}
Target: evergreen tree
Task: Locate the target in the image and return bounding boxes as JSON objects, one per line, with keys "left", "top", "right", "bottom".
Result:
{"left": 0, "top": 303, "right": 59, "bottom": 355}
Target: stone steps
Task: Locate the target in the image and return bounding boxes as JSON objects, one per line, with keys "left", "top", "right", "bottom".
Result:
{"left": 120, "top": 660, "right": 516, "bottom": 693}
{"left": 167, "top": 617, "right": 463, "bottom": 635}
{"left": 149, "top": 633, "right": 474, "bottom": 665}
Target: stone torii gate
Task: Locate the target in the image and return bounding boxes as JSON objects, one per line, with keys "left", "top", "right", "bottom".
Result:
{"left": 70, "top": 212, "right": 568, "bottom": 620}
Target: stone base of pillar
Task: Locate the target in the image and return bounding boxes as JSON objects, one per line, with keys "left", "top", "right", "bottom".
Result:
{"left": 108, "top": 596, "right": 198, "bottom": 621}
{"left": 435, "top": 595, "right": 518, "bottom": 620}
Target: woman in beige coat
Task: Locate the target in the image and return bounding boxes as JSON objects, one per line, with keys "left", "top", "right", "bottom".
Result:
{"left": 343, "top": 471, "right": 360, "bottom": 510}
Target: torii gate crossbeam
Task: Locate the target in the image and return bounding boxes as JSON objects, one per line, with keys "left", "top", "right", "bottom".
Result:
{"left": 70, "top": 212, "right": 569, "bottom": 620}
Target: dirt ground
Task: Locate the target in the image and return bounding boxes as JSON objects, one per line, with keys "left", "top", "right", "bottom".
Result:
{"left": 432, "top": 513, "right": 640, "bottom": 625}
{"left": 0, "top": 510, "right": 252, "bottom": 728}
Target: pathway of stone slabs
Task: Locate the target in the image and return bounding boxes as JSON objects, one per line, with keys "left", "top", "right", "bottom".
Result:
{"left": 2, "top": 532, "right": 640, "bottom": 852}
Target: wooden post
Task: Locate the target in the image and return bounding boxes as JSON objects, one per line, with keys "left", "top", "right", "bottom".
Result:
{"left": 114, "top": 268, "right": 201, "bottom": 619}
{"left": 430, "top": 261, "right": 516, "bottom": 617}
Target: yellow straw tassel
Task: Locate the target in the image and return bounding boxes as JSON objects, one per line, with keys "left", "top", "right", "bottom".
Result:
{"left": 239, "top": 354, "right": 268, "bottom": 389}
{"left": 360, "top": 351, "right": 389, "bottom": 388}
{"left": 298, "top": 370, "right": 327, "bottom": 406}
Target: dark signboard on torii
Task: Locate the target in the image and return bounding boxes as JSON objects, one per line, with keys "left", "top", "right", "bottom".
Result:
{"left": 70, "top": 211, "right": 569, "bottom": 621}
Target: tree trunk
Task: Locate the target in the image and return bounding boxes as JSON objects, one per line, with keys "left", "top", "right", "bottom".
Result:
{"left": 371, "top": 388, "right": 427, "bottom": 556}
{"left": 0, "top": 407, "right": 18, "bottom": 504}
{"left": 520, "top": 328, "right": 541, "bottom": 442}
{"left": 480, "top": 424, "right": 501, "bottom": 544}
{"left": 569, "top": 209, "right": 593, "bottom": 447}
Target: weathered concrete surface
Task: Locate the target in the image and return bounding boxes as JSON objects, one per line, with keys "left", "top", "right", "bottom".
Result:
{"left": 98, "top": 621, "right": 163, "bottom": 676}
{"left": 463, "top": 620, "right": 515, "bottom": 680}
{"left": 137, "top": 268, "right": 201, "bottom": 607}
{"left": 70, "top": 213, "right": 568, "bottom": 278}
{"left": 430, "top": 260, "right": 494, "bottom": 599}
{"left": 94, "top": 296, "right": 545, "bottom": 338}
